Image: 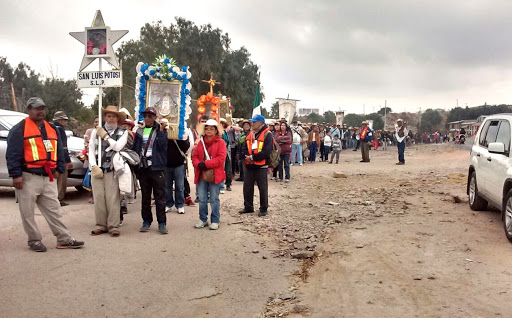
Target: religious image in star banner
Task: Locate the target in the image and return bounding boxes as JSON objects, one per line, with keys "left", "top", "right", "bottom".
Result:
{"left": 147, "top": 80, "right": 181, "bottom": 124}
{"left": 87, "top": 28, "right": 107, "bottom": 55}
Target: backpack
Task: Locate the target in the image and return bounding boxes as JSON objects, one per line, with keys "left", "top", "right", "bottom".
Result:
{"left": 265, "top": 131, "right": 281, "bottom": 168}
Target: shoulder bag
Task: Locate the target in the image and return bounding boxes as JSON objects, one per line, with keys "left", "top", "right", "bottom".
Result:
{"left": 200, "top": 137, "right": 215, "bottom": 183}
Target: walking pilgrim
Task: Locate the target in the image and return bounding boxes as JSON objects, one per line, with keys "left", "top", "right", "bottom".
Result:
{"left": 395, "top": 119, "right": 408, "bottom": 165}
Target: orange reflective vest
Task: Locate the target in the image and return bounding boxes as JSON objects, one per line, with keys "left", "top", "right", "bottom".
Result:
{"left": 23, "top": 118, "right": 58, "bottom": 169}
{"left": 246, "top": 128, "right": 269, "bottom": 166}
{"left": 360, "top": 127, "right": 368, "bottom": 140}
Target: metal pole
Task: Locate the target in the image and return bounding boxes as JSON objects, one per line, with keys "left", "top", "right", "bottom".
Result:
{"left": 384, "top": 100, "right": 387, "bottom": 151}
{"left": 98, "top": 58, "right": 102, "bottom": 166}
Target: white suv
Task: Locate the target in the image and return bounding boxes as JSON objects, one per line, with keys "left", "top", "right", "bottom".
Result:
{"left": 468, "top": 114, "right": 512, "bottom": 242}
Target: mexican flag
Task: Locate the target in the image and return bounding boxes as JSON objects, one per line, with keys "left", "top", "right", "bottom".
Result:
{"left": 252, "top": 83, "right": 261, "bottom": 117}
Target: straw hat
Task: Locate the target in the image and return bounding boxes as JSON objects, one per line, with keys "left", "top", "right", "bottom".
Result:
{"left": 119, "top": 107, "right": 134, "bottom": 121}
{"left": 197, "top": 119, "right": 224, "bottom": 136}
{"left": 101, "top": 105, "right": 127, "bottom": 122}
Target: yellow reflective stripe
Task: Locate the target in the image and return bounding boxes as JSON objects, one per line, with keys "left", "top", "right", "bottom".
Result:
{"left": 257, "top": 141, "right": 263, "bottom": 152}
{"left": 52, "top": 140, "right": 57, "bottom": 161}
{"left": 29, "top": 138, "right": 39, "bottom": 161}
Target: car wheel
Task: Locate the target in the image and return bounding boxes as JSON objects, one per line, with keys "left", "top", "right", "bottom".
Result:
{"left": 503, "top": 190, "right": 512, "bottom": 243}
{"left": 75, "top": 186, "right": 88, "bottom": 193}
{"left": 468, "top": 172, "right": 488, "bottom": 211}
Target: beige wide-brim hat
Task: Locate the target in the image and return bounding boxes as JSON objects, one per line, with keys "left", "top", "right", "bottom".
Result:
{"left": 197, "top": 119, "right": 224, "bottom": 136}
{"left": 101, "top": 105, "right": 127, "bottom": 122}
{"left": 119, "top": 107, "right": 134, "bottom": 121}
{"left": 361, "top": 121, "right": 369, "bottom": 125}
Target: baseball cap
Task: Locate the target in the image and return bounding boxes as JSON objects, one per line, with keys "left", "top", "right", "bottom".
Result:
{"left": 141, "top": 107, "right": 157, "bottom": 116}
{"left": 27, "top": 97, "right": 46, "bottom": 108}
{"left": 249, "top": 114, "right": 265, "bottom": 123}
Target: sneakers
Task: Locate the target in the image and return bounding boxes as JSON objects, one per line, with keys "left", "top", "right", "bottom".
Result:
{"left": 158, "top": 223, "right": 168, "bottom": 234}
{"left": 271, "top": 177, "right": 276, "bottom": 181}
{"left": 178, "top": 207, "right": 185, "bottom": 214}
{"left": 140, "top": 221, "right": 151, "bottom": 232}
{"left": 220, "top": 189, "right": 225, "bottom": 194}
{"left": 285, "top": 179, "right": 290, "bottom": 183}
{"left": 209, "top": 223, "right": 219, "bottom": 230}
{"left": 299, "top": 163, "right": 303, "bottom": 166}
{"left": 29, "top": 241, "right": 47, "bottom": 252}
{"left": 226, "top": 185, "right": 232, "bottom": 191}
{"left": 56, "top": 238, "right": 84, "bottom": 249}
{"left": 194, "top": 220, "right": 209, "bottom": 229}
{"left": 165, "top": 206, "right": 177, "bottom": 213}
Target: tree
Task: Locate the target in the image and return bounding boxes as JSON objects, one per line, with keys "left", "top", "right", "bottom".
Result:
{"left": 269, "top": 101, "right": 279, "bottom": 119}
{"left": 420, "top": 109, "right": 442, "bottom": 132}
{"left": 306, "top": 112, "right": 324, "bottom": 123}
{"left": 344, "top": 114, "right": 365, "bottom": 127}
{"left": 117, "top": 18, "right": 261, "bottom": 119}
{"left": 366, "top": 113, "right": 384, "bottom": 130}
{"left": 323, "top": 110, "right": 336, "bottom": 123}
{"left": 377, "top": 107, "right": 392, "bottom": 116}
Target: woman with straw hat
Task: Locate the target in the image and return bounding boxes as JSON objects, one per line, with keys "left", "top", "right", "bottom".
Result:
{"left": 191, "top": 119, "right": 227, "bottom": 230}
{"left": 89, "top": 105, "right": 128, "bottom": 237}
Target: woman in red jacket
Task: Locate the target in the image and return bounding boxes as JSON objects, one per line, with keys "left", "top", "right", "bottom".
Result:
{"left": 275, "top": 121, "right": 292, "bottom": 182}
{"left": 192, "top": 119, "right": 227, "bottom": 230}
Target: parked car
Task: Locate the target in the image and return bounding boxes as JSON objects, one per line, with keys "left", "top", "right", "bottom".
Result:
{"left": 0, "top": 109, "right": 87, "bottom": 189}
{"left": 467, "top": 114, "right": 512, "bottom": 242}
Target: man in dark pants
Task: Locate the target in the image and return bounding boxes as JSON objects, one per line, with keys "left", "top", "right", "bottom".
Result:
{"left": 239, "top": 114, "right": 273, "bottom": 217}
{"left": 132, "top": 107, "right": 168, "bottom": 234}
{"left": 359, "top": 121, "right": 373, "bottom": 163}
{"left": 395, "top": 119, "right": 408, "bottom": 165}
{"left": 52, "top": 111, "right": 73, "bottom": 206}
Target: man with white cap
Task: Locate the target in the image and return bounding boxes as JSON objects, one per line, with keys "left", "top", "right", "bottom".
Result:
{"left": 395, "top": 119, "right": 408, "bottom": 165}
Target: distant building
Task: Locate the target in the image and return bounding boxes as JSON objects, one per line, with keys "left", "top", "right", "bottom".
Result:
{"left": 298, "top": 108, "right": 320, "bottom": 116}
{"left": 447, "top": 119, "right": 480, "bottom": 135}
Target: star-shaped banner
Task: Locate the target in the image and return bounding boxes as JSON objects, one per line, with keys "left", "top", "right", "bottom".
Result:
{"left": 70, "top": 10, "right": 128, "bottom": 71}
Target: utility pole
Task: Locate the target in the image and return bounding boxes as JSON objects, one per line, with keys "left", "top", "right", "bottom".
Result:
{"left": 384, "top": 100, "right": 387, "bottom": 151}
{"left": 10, "top": 82, "right": 17, "bottom": 112}
{"left": 363, "top": 104, "right": 366, "bottom": 115}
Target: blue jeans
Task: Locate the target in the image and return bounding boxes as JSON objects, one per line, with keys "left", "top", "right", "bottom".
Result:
{"left": 165, "top": 165, "right": 185, "bottom": 208}
{"left": 197, "top": 179, "right": 221, "bottom": 223}
{"left": 397, "top": 141, "right": 405, "bottom": 163}
{"left": 278, "top": 154, "right": 291, "bottom": 180}
{"left": 291, "top": 144, "right": 303, "bottom": 164}
{"left": 323, "top": 146, "right": 330, "bottom": 161}
{"left": 309, "top": 142, "right": 317, "bottom": 162}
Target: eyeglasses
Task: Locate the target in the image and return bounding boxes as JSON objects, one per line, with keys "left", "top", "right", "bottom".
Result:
{"left": 204, "top": 126, "right": 216, "bottom": 130}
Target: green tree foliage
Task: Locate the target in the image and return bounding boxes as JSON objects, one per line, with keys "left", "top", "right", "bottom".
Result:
{"left": 420, "top": 109, "right": 442, "bottom": 132}
{"left": 377, "top": 107, "right": 392, "bottom": 116}
{"left": 306, "top": 112, "right": 324, "bottom": 123}
{"left": 344, "top": 113, "right": 365, "bottom": 127}
{"left": 0, "top": 57, "right": 43, "bottom": 111}
{"left": 117, "top": 18, "right": 261, "bottom": 118}
{"left": 446, "top": 104, "right": 512, "bottom": 124}
{"left": 365, "top": 113, "right": 384, "bottom": 130}
{"left": 269, "top": 101, "right": 279, "bottom": 119}
{"left": 323, "top": 110, "right": 336, "bottom": 123}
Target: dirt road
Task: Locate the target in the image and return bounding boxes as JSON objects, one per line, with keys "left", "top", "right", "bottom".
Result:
{"left": 2, "top": 143, "right": 512, "bottom": 317}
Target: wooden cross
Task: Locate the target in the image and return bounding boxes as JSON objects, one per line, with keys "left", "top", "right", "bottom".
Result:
{"left": 202, "top": 72, "right": 221, "bottom": 95}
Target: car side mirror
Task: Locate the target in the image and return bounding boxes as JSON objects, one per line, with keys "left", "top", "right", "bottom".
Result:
{"left": 0, "top": 130, "right": 8, "bottom": 139}
{"left": 488, "top": 142, "right": 505, "bottom": 154}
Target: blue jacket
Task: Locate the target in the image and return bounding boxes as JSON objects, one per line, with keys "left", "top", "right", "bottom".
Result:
{"left": 361, "top": 127, "right": 374, "bottom": 143}
{"left": 6, "top": 119, "right": 65, "bottom": 178}
{"left": 132, "top": 122, "right": 168, "bottom": 171}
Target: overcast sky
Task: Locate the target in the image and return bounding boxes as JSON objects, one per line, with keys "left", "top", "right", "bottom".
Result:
{"left": 2, "top": 0, "right": 512, "bottom": 114}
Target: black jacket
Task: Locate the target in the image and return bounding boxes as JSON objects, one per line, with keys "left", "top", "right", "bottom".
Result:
{"left": 166, "top": 139, "right": 190, "bottom": 167}
{"left": 242, "top": 124, "right": 273, "bottom": 169}
{"left": 53, "top": 121, "right": 71, "bottom": 163}
{"left": 132, "top": 122, "right": 168, "bottom": 171}
{"left": 6, "top": 119, "right": 65, "bottom": 178}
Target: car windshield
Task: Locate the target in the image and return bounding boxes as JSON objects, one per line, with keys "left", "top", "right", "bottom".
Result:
{"left": 2, "top": 115, "right": 27, "bottom": 128}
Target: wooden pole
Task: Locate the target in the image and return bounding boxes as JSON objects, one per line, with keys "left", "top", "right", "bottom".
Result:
{"left": 10, "top": 82, "right": 17, "bottom": 112}
{"left": 118, "top": 60, "right": 122, "bottom": 107}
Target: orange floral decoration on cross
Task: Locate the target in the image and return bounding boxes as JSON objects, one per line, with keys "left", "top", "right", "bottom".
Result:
{"left": 197, "top": 73, "right": 221, "bottom": 122}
